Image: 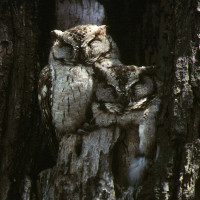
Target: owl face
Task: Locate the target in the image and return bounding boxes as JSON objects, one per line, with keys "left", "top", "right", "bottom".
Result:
{"left": 51, "top": 25, "right": 113, "bottom": 65}
{"left": 79, "top": 25, "right": 110, "bottom": 64}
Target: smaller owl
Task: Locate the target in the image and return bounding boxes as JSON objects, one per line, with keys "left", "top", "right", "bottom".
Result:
{"left": 92, "top": 63, "right": 161, "bottom": 186}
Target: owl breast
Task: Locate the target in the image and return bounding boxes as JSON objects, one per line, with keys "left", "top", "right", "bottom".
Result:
{"left": 51, "top": 65, "right": 94, "bottom": 134}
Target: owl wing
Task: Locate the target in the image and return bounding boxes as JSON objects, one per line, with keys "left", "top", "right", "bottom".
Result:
{"left": 38, "top": 65, "right": 59, "bottom": 158}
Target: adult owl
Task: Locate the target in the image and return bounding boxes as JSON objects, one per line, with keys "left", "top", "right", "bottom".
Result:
{"left": 38, "top": 25, "right": 119, "bottom": 156}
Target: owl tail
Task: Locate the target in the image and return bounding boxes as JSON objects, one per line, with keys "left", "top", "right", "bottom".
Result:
{"left": 128, "top": 157, "right": 149, "bottom": 186}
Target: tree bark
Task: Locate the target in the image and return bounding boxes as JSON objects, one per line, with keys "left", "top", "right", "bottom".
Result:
{"left": 1, "top": 0, "right": 200, "bottom": 200}
{"left": 0, "top": 1, "right": 41, "bottom": 199}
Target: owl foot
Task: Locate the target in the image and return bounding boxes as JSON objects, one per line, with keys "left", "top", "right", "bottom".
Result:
{"left": 76, "top": 123, "right": 97, "bottom": 135}
{"left": 76, "top": 128, "right": 90, "bottom": 135}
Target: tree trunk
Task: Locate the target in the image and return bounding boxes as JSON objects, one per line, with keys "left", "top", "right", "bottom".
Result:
{"left": 1, "top": 0, "right": 200, "bottom": 199}
{"left": 0, "top": 1, "right": 41, "bottom": 199}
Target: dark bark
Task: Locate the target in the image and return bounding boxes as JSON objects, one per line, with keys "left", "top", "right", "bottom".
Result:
{"left": 0, "top": 0, "right": 200, "bottom": 199}
{"left": 0, "top": 1, "right": 41, "bottom": 199}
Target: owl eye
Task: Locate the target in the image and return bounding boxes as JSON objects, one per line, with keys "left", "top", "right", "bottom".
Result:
{"left": 53, "top": 41, "right": 76, "bottom": 63}
{"left": 88, "top": 38, "right": 102, "bottom": 47}
{"left": 87, "top": 39, "right": 95, "bottom": 47}
{"left": 59, "top": 58, "right": 68, "bottom": 65}
{"left": 59, "top": 42, "right": 73, "bottom": 49}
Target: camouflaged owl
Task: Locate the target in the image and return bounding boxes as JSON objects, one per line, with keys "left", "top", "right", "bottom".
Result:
{"left": 38, "top": 24, "right": 161, "bottom": 186}
{"left": 38, "top": 25, "right": 119, "bottom": 155}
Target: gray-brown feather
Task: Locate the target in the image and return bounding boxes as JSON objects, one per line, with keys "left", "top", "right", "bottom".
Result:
{"left": 38, "top": 24, "right": 161, "bottom": 187}
{"left": 38, "top": 65, "right": 59, "bottom": 157}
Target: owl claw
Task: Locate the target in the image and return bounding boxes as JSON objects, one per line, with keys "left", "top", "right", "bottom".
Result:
{"left": 76, "top": 123, "right": 97, "bottom": 135}
{"left": 76, "top": 129, "right": 90, "bottom": 135}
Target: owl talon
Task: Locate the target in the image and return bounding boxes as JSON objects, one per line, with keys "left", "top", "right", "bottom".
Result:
{"left": 77, "top": 123, "right": 97, "bottom": 135}
{"left": 76, "top": 129, "right": 89, "bottom": 135}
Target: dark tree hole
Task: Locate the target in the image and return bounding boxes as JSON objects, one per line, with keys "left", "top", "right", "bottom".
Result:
{"left": 99, "top": 0, "right": 149, "bottom": 65}
{"left": 38, "top": 0, "right": 56, "bottom": 67}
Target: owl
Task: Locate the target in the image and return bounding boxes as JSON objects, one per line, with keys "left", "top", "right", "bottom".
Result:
{"left": 38, "top": 24, "right": 161, "bottom": 187}
{"left": 92, "top": 60, "right": 161, "bottom": 186}
{"left": 38, "top": 24, "right": 119, "bottom": 156}
{"left": 92, "top": 68, "right": 161, "bottom": 186}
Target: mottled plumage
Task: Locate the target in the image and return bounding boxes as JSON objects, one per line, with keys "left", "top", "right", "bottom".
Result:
{"left": 38, "top": 24, "right": 161, "bottom": 186}
{"left": 38, "top": 65, "right": 58, "bottom": 155}
{"left": 38, "top": 25, "right": 120, "bottom": 156}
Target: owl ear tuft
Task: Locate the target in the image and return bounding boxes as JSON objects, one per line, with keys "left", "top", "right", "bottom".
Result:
{"left": 51, "top": 30, "right": 63, "bottom": 40}
{"left": 96, "top": 25, "right": 107, "bottom": 36}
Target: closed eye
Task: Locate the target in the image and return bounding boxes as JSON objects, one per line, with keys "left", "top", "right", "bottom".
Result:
{"left": 59, "top": 58, "right": 66, "bottom": 64}
{"left": 88, "top": 38, "right": 101, "bottom": 47}
{"left": 59, "top": 42, "right": 72, "bottom": 49}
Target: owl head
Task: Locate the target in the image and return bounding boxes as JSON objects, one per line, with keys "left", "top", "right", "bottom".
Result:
{"left": 50, "top": 25, "right": 119, "bottom": 65}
